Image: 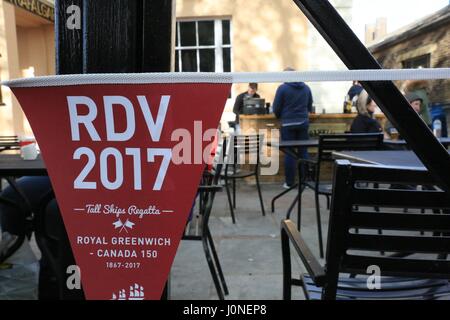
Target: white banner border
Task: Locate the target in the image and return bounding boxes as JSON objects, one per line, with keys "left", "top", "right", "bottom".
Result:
{"left": 2, "top": 68, "right": 449, "bottom": 88}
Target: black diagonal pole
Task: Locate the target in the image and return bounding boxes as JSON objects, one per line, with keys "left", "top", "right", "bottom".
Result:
{"left": 292, "top": 0, "right": 450, "bottom": 191}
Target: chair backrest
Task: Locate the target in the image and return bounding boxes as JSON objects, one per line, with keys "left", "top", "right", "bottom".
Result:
{"left": 0, "top": 135, "right": 19, "bottom": 152}
{"left": 0, "top": 135, "right": 19, "bottom": 143}
{"left": 199, "top": 158, "right": 223, "bottom": 236}
{"left": 0, "top": 196, "right": 26, "bottom": 264}
{"left": 314, "top": 133, "right": 384, "bottom": 181}
{"left": 225, "top": 133, "right": 264, "bottom": 171}
{"left": 205, "top": 134, "right": 224, "bottom": 186}
{"left": 318, "top": 133, "right": 384, "bottom": 161}
{"left": 184, "top": 134, "right": 224, "bottom": 238}
{"left": 323, "top": 159, "right": 450, "bottom": 299}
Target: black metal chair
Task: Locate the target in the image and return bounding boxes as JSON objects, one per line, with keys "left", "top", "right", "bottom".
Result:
{"left": 0, "top": 135, "right": 20, "bottom": 153}
{"left": 221, "top": 133, "right": 265, "bottom": 224}
{"left": 0, "top": 177, "right": 35, "bottom": 240}
{"left": 182, "top": 147, "right": 228, "bottom": 300}
{"left": 0, "top": 172, "right": 83, "bottom": 300}
{"left": 0, "top": 195, "right": 28, "bottom": 264}
{"left": 0, "top": 136, "right": 20, "bottom": 193}
{"left": 282, "top": 159, "right": 450, "bottom": 300}
{"left": 299, "top": 133, "right": 384, "bottom": 258}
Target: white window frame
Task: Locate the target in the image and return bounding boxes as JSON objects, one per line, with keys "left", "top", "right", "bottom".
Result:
{"left": 175, "top": 18, "right": 232, "bottom": 72}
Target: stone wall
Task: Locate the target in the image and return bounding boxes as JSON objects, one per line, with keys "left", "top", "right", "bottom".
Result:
{"left": 371, "top": 21, "right": 450, "bottom": 106}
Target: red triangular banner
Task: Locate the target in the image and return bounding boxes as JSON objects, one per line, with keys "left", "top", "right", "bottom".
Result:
{"left": 10, "top": 82, "right": 230, "bottom": 299}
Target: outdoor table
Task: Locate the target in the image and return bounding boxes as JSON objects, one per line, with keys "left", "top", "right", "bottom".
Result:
{"left": 0, "top": 153, "right": 47, "bottom": 176}
{"left": 269, "top": 139, "right": 319, "bottom": 216}
{"left": 332, "top": 149, "right": 450, "bottom": 167}
{"left": 273, "top": 139, "right": 319, "bottom": 158}
{"left": 0, "top": 153, "right": 48, "bottom": 216}
{"left": 384, "top": 137, "right": 450, "bottom": 149}
{"left": 272, "top": 140, "right": 449, "bottom": 215}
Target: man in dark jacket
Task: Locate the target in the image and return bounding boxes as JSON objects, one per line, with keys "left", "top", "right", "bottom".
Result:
{"left": 273, "top": 68, "right": 313, "bottom": 188}
{"left": 233, "top": 83, "right": 260, "bottom": 125}
{"left": 347, "top": 81, "right": 363, "bottom": 100}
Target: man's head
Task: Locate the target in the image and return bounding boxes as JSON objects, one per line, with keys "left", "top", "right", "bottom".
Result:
{"left": 247, "top": 83, "right": 258, "bottom": 96}
{"left": 405, "top": 92, "right": 423, "bottom": 113}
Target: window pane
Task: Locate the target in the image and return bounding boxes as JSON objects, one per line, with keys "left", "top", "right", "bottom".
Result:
{"left": 199, "top": 49, "right": 215, "bottom": 72}
{"left": 175, "top": 23, "right": 179, "bottom": 46}
{"left": 181, "top": 50, "right": 197, "bottom": 72}
{"left": 223, "top": 48, "right": 231, "bottom": 72}
{"left": 175, "top": 50, "right": 179, "bottom": 72}
{"left": 198, "top": 21, "right": 214, "bottom": 46}
{"left": 402, "top": 54, "right": 430, "bottom": 69}
{"left": 222, "top": 20, "right": 230, "bottom": 45}
{"left": 179, "top": 21, "right": 196, "bottom": 46}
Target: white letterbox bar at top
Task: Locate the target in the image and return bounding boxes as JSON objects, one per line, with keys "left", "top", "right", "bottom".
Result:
{"left": 2, "top": 68, "right": 450, "bottom": 88}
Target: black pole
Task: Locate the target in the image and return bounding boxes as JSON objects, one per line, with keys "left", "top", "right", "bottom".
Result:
{"left": 54, "top": 0, "right": 174, "bottom": 299}
{"left": 82, "top": 0, "right": 173, "bottom": 73}
{"left": 142, "top": 0, "right": 173, "bottom": 72}
{"left": 51, "top": 0, "right": 85, "bottom": 300}
{"left": 83, "top": 0, "right": 141, "bottom": 73}
{"left": 55, "top": 0, "right": 83, "bottom": 74}
{"left": 292, "top": 0, "right": 450, "bottom": 191}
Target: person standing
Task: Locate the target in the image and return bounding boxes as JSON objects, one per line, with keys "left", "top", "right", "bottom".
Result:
{"left": 343, "top": 81, "right": 364, "bottom": 113}
{"left": 347, "top": 81, "right": 364, "bottom": 100}
{"left": 232, "top": 83, "right": 260, "bottom": 127}
{"left": 273, "top": 67, "right": 313, "bottom": 188}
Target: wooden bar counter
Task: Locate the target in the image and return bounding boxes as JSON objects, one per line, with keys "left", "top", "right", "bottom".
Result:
{"left": 240, "top": 113, "right": 386, "bottom": 137}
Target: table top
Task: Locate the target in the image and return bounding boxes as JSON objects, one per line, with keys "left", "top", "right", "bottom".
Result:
{"left": 275, "top": 139, "right": 319, "bottom": 148}
{"left": 239, "top": 113, "right": 385, "bottom": 120}
{"left": 273, "top": 137, "right": 450, "bottom": 150}
{"left": 384, "top": 137, "right": 450, "bottom": 147}
{"left": 0, "top": 153, "right": 47, "bottom": 176}
{"left": 269, "top": 139, "right": 319, "bottom": 160}
{"left": 332, "top": 150, "right": 440, "bottom": 168}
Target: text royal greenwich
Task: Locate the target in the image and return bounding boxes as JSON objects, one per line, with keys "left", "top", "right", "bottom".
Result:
{"left": 77, "top": 236, "right": 171, "bottom": 246}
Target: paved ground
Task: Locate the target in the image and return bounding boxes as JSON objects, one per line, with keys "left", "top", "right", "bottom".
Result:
{"left": 170, "top": 182, "right": 329, "bottom": 300}
{"left": 25, "top": 179, "right": 450, "bottom": 300}
{"left": 25, "top": 180, "right": 328, "bottom": 300}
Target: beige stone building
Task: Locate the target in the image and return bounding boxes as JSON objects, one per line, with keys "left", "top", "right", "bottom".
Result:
{"left": 369, "top": 6, "right": 450, "bottom": 106}
{"left": 175, "top": 0, "right": 354, "bottom": 127}
{"left": 0, "top": 0, "right": 355, "bottom": 135}
{"left": 0, "top": 0, "right": 54, "bottom": 136}
{"left": 175, "top": 0, "right": 309, "bottom": 127}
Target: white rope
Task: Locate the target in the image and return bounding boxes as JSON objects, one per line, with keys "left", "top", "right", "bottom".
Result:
{"left": 2, "top": 68, "right": 449, "bottom": 88}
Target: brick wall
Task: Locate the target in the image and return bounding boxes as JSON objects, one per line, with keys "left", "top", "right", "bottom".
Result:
{"left": 371, "top": 22, "right": 450, "bottom": 106}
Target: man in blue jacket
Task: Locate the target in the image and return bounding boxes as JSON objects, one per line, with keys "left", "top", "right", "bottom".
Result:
{"left": 273, "top": 68, "right": 313, "bottom": 188}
